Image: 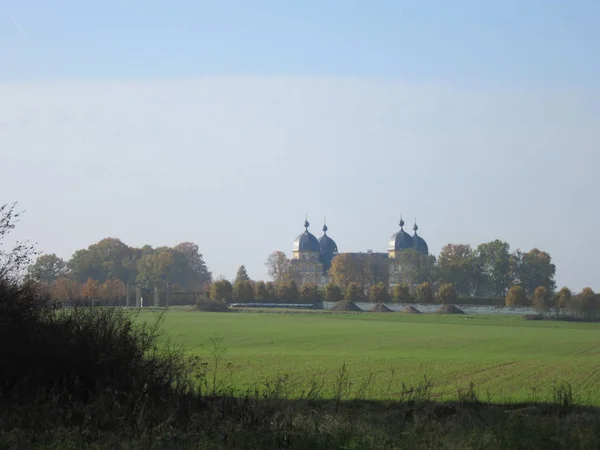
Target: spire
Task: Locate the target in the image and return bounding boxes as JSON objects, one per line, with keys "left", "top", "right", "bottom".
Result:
{"left": 399, "top": 214, "right": 405, "bottom": 229}
{"left": 323, "top": 216, "right": 328, "bottom": 234}
{"left": 304, "top": 213, "right": 310, "bottom": 230}
{"left": 413, "top": 218, "right": 419, "bottom": 233}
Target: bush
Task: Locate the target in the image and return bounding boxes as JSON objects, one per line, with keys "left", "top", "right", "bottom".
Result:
{"left": 391, "top": 282, "right": 412, "bottom": 303}
{"left": 369, "top": 282, "right": 389, "bottom": 303}
{"left": 196, "top": 297, "right": 230, "bottom": 312}
{"left": 505, "top": 285, "right": 529, "bottom": 307}
{"left": 435, "top": 283, "right": 457, "bottom": 304}
{"left": 345, "top": 282, "right": 364, "bottom": 302}
{"left": 532, "top": 286, "right": 551, "bottom": 313}
{"left": 210, "top": 279, "right": 232, "bottom": 301}
{"left": 415, "top": 282, "right": 434, "bottom": 303}
{"left": 299, "top": 283, "right": 322, "bottom": 302}
{"left": 324, "top": 283, "right": 344, "bottom": 302}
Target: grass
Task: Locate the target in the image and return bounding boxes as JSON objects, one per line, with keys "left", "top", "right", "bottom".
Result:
{"left": 140, "top": 309, "right": 600, "bottom": 404}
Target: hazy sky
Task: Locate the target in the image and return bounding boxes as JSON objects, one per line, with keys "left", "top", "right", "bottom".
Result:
{"left": 1, "top": 1, "right": 599, "bottom": 290}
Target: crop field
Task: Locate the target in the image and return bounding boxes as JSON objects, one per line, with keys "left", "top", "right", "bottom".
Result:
{"left": 141, "top": 309, "right": 600, "bottom": 404}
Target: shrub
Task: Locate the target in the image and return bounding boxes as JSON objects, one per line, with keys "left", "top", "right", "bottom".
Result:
{"left": 299, "top": 283, "right": 322, "bottom": 302}
{"left": 210, "top": 279, "right": 232, "bottom": 301}
{"left": 232, "top": 279, "right": 254, "bottom": 302}
{"left": 436, "top": 283, "right": 457, "bottom": 304}
{"left": 532, "top": 286, "right": 551, "bottom": 313}
{"left": 505, "top": 285, "right": 528, "bottom": 307}
{"left": 253, "top": 280, "right": 270, "bottom": 301}
{"left": 391, "top": 282, "right": 412, "bottom": 303}
{"left": 196, "top": 297, "right": 230, "bottom": 312}
{"left": 324, "top": 283, "right": 344, "bottom": 302}
{"left": 555, "top": 286, "right": 572, "bottom": 310}
{"left": 276, "top": 280, "right": 299, "bottom": 303}
{"left": 415, "top": 282, "right": 434, "bottom": 303}
{"left": 369, "top": 282, "right": 389, "bottom": 303}
{"left": 345, "top": 282, "right": 364, "bottom": 302}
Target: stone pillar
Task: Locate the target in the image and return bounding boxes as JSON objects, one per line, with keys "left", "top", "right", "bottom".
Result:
{"left": 154, "top": 286, "right": 160, "bottom": 307}
{"left": 136, "top": 287, "right": 142, "bottom": 308}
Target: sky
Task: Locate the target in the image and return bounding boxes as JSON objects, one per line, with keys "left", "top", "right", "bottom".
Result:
{"left": 1, "top": 1, "right": 599, "bottom": 290}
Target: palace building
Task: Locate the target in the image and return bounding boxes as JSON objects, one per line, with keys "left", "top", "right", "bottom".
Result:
{"left": 289, "top": 216, "right": 429, "bottom": 290}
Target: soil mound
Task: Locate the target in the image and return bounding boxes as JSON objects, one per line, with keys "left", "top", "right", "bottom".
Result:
{"left": 331, "top": 301, "right": 363, "bottom": 312}
{"left": 435, "top": 304, "right": 465, "bottom": 314}
{"left": 371, "top": 303, "right": 393, "bottom": 312}
{"left": 402, "top": 305, "right": 422, "bottom": 314}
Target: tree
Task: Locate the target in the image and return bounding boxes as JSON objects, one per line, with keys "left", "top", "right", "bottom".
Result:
{"left": 415, "top": 282, "right": 434, "bottom": 303}
{"left": 324, "top": 283, "right": 343, "bottom": 303}
{"left": 234, "top": 265, "right": 250, "bottom": 283}
{"left": 532, "top": 286, "right": 551, "bottom": 313}
{"left": 68, "top": 237, "right": 137, "bottom": 284}
{"left": 511, "top": 248, "right": 556, "bottom": 296}
{"left": 210, "top": 280, "right": 232, "bottom": 302}
{"left": 265, "top": 281, "right": 276, "bottom": 301}
{"left": 81, "top": 278, "right": 100, "bottom": 301}
{"left": 100, "top": 278, "right": 127, "bottom": 302}
{"left": 391, "top": 282, "right": 412, "bottom": 303}
{"left": 436, "top": 244, "right": 477, "bottom": 296}
{"left": 232, "top": 280, "right": 254, "bottom": 302}
{"left": 555, "top": 286, "right": 572, "bottom": 311}
{"left": 395, "top": 249, "right": 436, "bottom": 287}
{"left": 136, "top": 250, "right": 175, "bottom": 288}
{"left": 169, "top": 242, "right": 212, "bottom": 290}
{"left": 369, "top": 282, "right": 389, "bottom": 303}
{"left": 0, "top": 202, "right": 38, "bottom": 280}
{"left": 27, "top": 253, "right": 68, "bottom": 285}
{"left": 345, "top": 282, "right": 364, "bottom": 302}
{"left": 265, "top": 251, "right": 291, "bottom": 282}
{"left": 436, "top": 283, "right": 457, "bottom": 304}
{"left": 276, "top": 280, "right": 299, "bottom": 303}
{"left": 329, "top": 254, "right": 365, "bottom": 290}
{"left": 299, "top": 283, "right": 322, "bottom": 302}
{"left": 362, "top": 254, "right": 389, "bottom": 287}
{"left": 505, "top": 285, "right": 528, "bottom": 307}
{"left": 573, "top": 288, "right": 598, "bottom": 320}
{"left": 254, "top": 280, "right": 270, "bottom": 301}
{"left": 474, "top": 240, "right": 512, "bottom": 296}
{"left": 51, "top": 277, "right": 80, "bottom": 302}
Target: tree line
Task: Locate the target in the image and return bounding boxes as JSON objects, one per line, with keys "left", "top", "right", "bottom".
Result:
{"left": 25, "top": 237, "right": 212, "bottom": 300}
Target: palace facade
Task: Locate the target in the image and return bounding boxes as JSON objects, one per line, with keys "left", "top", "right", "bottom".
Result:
{"left": 290, "top": 217, "right": 429, "bottom": 290}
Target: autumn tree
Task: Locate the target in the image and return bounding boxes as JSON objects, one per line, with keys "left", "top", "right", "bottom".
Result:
{"left": 572, "top": 288, "right": 598, "bottom": 320}
{"left": 369, "top": 282, "right": 389, "bottom": 303}
{"left": 555, "top": 286, "right": 572, "bottom": 311}
{"left": 210, "top": 279, "right": 232, "bottom": 302}
{"left": 436, "top": 283, "right": 457, "bottom": 304}
{"left": 136, "top": 249, "right": 175, "bottom": 288}
{"left": 474, "top": 240, "right": 512, "bottom": 296}
{"left": 345, "top": 282, "right": 364, "bottom": 302}
{"left": 254, "top": 280, "right": 270, "bottom": 301}
{"left": 324, "top": 282, "right": 343, "bottom": 303}
{"left": 436, "top": 244, "right": 477, "bottom": 296}
{"left": 532, "top": 285, "right": 551, "bottom": 313}
{"left": 391, "top": 282, "right": 411, "bottom": 303}
{"left": 511, "top": 248, "right": 556, "bottom": 296}
{"left": 52, "top": 277, "right": 80, "bottom": 302}
{"left": 505, "top": 285, "right": 528, "bottom": 307}
{"left": 27, "top": 253, "right": 68, "bottom": 285}
{"left": 362, "top": 254, "right": 389, "bottom": 287}
{"left": 265, "top": 251, "right": 291, "bottom": 282}
{"left": 414, "top": 282, "right": 434, "bottom": 303}
{"left": 276, "top": 280, "right": 299, "bottom": 303}
{"left": 100, "top": 278, "right": 127, "bottom": 302}
{"left": 299, "top": 283, "right": 322, "bottom": 302}
{"left": 81, "top": 278, "right": 100, "bottom": 301}
{"left": 329, "top": 254, "right": 365, "bottom": 290}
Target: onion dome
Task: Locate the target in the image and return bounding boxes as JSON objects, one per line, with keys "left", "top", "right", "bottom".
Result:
{"left": 388, "top": 215, "right": 414, "bottom": 252}
{"left": 412, "top": 220, "right": 429, "bottom": 255}
{"left": 292, "top": 217, "right": 321, "bottom": 252}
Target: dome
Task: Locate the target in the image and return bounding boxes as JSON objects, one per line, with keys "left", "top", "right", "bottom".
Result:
{"left": 318, "top": 222, "right": 338, "bottom": 256}
{"left": 293, "top": 219, "right": 321, "bottom": 252}
{"left": 412, "top": 221, "right": 429, "bottom": 255}
{"left": 388, "top": 217, "right": 414, "bottom": 252}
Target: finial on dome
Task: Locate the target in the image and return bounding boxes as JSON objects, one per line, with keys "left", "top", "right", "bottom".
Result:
{"left": 304, "top": 213, "right": 310, "bottom": 230}
{"left": 323, "top": 216, "right": 328, "bottom": 233}
{"left": 399, "top": 214, "right": 405, "bottom": 229}
{"left": 413, "top": 218, "right": 419, "bottom": 232}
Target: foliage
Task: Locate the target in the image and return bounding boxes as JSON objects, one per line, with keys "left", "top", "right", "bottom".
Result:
{"left": 234, "top": 265, "right": 250, "bottom": 283}
{"left": 344, "top": 281, "right": 364, "bottom": 302}
{"left": 100, "top": 278, "right": 127, "bottom": 301}
{"left": 391, "top": 282, "right": 412, "bottom": 303}
{"left": 195, "top": 297, "right": 229, "bottom": 312}
{"left": 253, "top": 280, "right": 270, "bottom": 301}
{"left": 436, "top": 283, "right": 457, "bottom": 304}
{"left": 532, "top": 286, "right": 552, "bottom": 313}
{"left": 265, "top": 251, "right": 291, "bottom": 282}
{"left": 80, "top": 277, "right": 100, "bottom": 300}
{"left": 26, "top": 253, "right": 68, "bottom": 284}
{"left": 569, "top": 288, "right": 599, "bottom": 320}
{"left": 436, "top": 244, "right": 476, "bottom": 296}
{"left": 474, "top": 240, "right": 512, "bottom": 296}
{"left": 414, "top": 282, "right": 434, "bottom": 303}
{"left": 555, "top": 287, "right": 572, "bottom": 310}
{"left": 324, "top": 282, "right": 344, "bottom": 303}
{"left": 276, "top": 280, "right": 299, "bottom": 303}
{"left": 511, "top": 248, "right": 556, "bottom": 295}
{"left": 394, "top": 248, "right": 436, "bottom": 286}
{"left": 210, "top": 280, "right": 233, "bottom": 302}
{"left": 329, "top": 253, "right": 365, "bottom": 289}
{"left": 51, "top": 277, "right": 81, "bottom": 302}
{"left": 232, "top": 279, "right": 254, "bottom": 302}
{"left": 299, "top": 283, "right": 322, "bottom": 302}
{"left": 505, "top": 285, "right": 529, "bottom": 307}
{"left": 0, "top": 202, "right": 38, "bottom": 281}
{"left": 369, "top": 282, "right": 389, "bottom": 303}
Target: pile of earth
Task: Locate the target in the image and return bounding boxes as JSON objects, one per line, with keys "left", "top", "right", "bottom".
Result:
{"left": 331, "top": 301, "right": 363, "bottom": 312}
{"left": 371, "top": 303, "right": 393, "bottom": 312}
{"left": 435, "top": 304, "right": 465, "bottom": 314}
{"left": 401, "top": 305, "right": 422, "bottom": 314}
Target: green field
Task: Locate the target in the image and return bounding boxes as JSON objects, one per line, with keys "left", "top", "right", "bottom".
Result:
{"left": 143, "top": 309, "right": 600, "bottom": 404}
